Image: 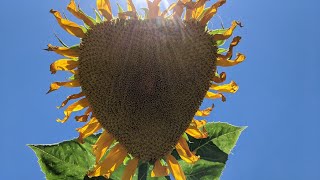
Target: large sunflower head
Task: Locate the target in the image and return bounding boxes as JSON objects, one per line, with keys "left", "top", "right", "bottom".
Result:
{"left": 46, "top": 0, "right": 245, "bottom": 179}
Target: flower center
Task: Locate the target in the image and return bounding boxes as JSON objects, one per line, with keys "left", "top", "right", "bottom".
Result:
{"left": 79, "top": 19, "right": 217, "bottom": 161}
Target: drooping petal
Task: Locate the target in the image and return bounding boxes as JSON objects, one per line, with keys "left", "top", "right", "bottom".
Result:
{"left": 185, "top": 124, "right": 208, "bottom": 139}
{"left": 45, "top": 44, "right": 80, "bottom": 58}
{"left": 50, "top": 9, "right": 85, "bottom": 38}
{"left": 166, "top": 154, "right": 186, "bottom": 180}
{"left": 205, "top": 91, "right": 226, "bottom": 102}
{"left": 212, "top": 72, "right": 226, "bottom": 83}
{"left": 217, "top": 36, "right": 241, "bottom": 59}
{"left": 121, "top": 158, "right": 139, "bottom": 180}
{"left": 195, "top": 105, "right": 213, "bottom": 117}
{"left": 191, "top": 119, "right": 207, "bottom": 127}
{"left": 217, "top": 53, "right": 246, "bottom": 67}
{"left": 50, "top": 59, "right": 79, "bottom": 74}
{"left": 93, "top": 130, "right": 115, "bottom": 163}
{"left": 57, "top": 98, "right": 89, "bottom": 123}
{"left": 172, "top": 0, "right": 185, "bottom": 18}
{"left": 67, "top": 0, "right": 95, "bottom": 27}
{"left": 88, "top": 144, "right": 127, "bottom": 178}
{"left": 200, "top": 0, "right": 226, "bottom": 26}
{"left": 77, "top": 117, "right": 102, "bottom": 143}
{"left": 47, "top": 79, "right": 80, "bottom": 94}
{"left": 210, "top": 81, "right": 239, "bottom": 93}
{"left": 151, "top": 160, "right": 170, "bottom": 177}
{"left": 75, "top": 107, "right": 92, "bottom": 122}
{"left": 176, "top": 137, "right": 199, "bottom": 164}
{"left": 59, "top": 91, "right": 85, "bottom": 108}
{"left": 97, "top": 0, "right": 112, "bottom": 21}
{"left": 213, "top": 21, "right": 242, "bottom": 41}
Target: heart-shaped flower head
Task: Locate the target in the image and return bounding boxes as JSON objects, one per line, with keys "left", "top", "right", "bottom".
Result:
{"left": 46, "top": 0, "right": 246, "bottom": 179}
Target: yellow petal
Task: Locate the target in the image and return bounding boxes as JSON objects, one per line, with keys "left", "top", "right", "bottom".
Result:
{"left": 59, "top": 91, "right": 85, "bottom": 108}
{"left": 212, "top": 72, "right": 226, "bottom": 83}
{"left": 166, "top": 154, "right": 186, "bottom": 180}
{"left": 172, "top": 1, "right": 185, "bottom": 18}
{"left": 75, "top": 107, "right": 92, "bottom": 122}
{"left": 127, "top": 0, "right": 136, "bottom": 12}
{"left": 88, "top": 144, "right": 127, "bottom": 178}
{"left": 45, "top": 44, "right": 79, "bottom": 58}
{"left": 185, "top": 124, "right": 208, "bottom": 139}
{"left": 176, "top": 137, "right": 199, "bottom": 164}
{"left": 210, "top": 81, "right": 239, "bottom": 93}
{"left": 121, "top": 158, "right": 139, "bottom": 180}
{"left": 191, "top": 0, "right": 206, "bottom": 19}
{"left": 50, "top": 59, "right": 79, "bottom": 74}
{"left": 191, "top": 119, "right": 207, "bottom": 127}
{"left": 161, "top": 3, "right": 176, "bottom": 18}
{"left": 67, "top": 0, "right": 95, "bottom": 27}
{"left": 217, "top": 53, "right": 246, "bottom": 67}
{"left": 93, "top": 130, "right": 115, "bottom": 163}
{"left": 151, "top": 160, "right": 170, "bottom": 177}
{"left": 57, "top": 98, "right": 89, "bottom": 123}
{"left": 200, "top": 0, "right": 226, "bottom": 26}
{"left": 97, "top": 0, "right": 112, "bottom": 21}
{"left": 217, "top": 36, "right": 241, "bottom": 59}
{"left": 147, "top": 0, "right": 161, "bottom": 19}
{"left": 47, "top": 79, "right": 80, "bottom": 94}
{"left": 205, "top": 91, "right": 226, "bottom": 102}
{"left": 213, "top": 21, "right": 242, "bottom": 41}
{"left": 118, "top": 11, "right": 138, "bottom": 19}
{"left": 77, "top": 117, "right": 102, "bottom": 143}
{"left": 50, "top": 9, "right": 85, "bottom": 38}
{"left": 195, "top": 105, "right": 213, "bottom": 117}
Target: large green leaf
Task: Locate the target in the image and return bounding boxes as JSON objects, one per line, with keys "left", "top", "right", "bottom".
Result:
{"left": 29, "top": 122, "right": 245, "bottom": 180}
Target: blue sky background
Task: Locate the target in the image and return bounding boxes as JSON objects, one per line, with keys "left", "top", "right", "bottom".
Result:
{"left": 1, "top": 0, "right": 319, "bottom": 179}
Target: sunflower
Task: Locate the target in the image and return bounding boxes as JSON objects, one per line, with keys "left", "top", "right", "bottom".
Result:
{"left": 46, "top": 0, "right": 245, "bottom": 179}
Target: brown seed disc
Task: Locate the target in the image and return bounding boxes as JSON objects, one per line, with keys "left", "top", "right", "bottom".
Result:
{"left": 79, "top": 18, "right": 217, "bottom": 162}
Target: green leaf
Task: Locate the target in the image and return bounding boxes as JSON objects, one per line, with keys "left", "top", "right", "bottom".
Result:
{"left": 94, "top": 9, "right": 103, "bottom": 23}
{"left": 209, "top": 29, "right": 227, "bottom": 46}
{"left": 217, "top": 48, "right": 228, "bottom": 54}
{"left": 28, "top": 134, "right": 99, "bottom": 180}
{"left": 177, "top": 122, "right": 246, "bottom": 180}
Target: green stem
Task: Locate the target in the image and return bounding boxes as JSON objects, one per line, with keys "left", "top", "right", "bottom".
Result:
{"left": 138, "top": 162, "right": 149, "bottom": 180}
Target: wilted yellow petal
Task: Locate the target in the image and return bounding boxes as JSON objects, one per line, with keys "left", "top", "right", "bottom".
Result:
{"left": 161, "top": 3, "right": 176, "bottom": 18}
{"left": 217, "top": 53, "right": 246, "bottom": 67}
{"left": 88, "top": 144, "right": 127, "bottom": 178}
{"left": 127, "top": 0, "right": 136, "bottom": 12}
{"left": 213, "top": 21, "right": 242, "bottom": 41}
{"left": 57, "top": 98, "right": 89, "bottom": 123}
{"left": 212, "top": 72, "right": 226, "bottom": 83}
{"left": 176, "top": 137, "right": 199, "bottom": 164}
{"left": 191, "top": 119, "right": 207, "bottom": 127}
{"left": 47, "top": 79, "right": 80, "bottom": 94}
{"left": 75, "top": 107, "right": 92, "bottom": 122}
{"left": 191, "top": 0, "right": 206, "bottom": 19}
{"left": 97, "top": 0, "right": 112, "bottom": 20}
{"left": 77, "top": 117, "right": 102, "bottom": 143}
{"left": 50, "top": 9, "right": 85, "bottom": 38}
{"left": 121, "top": 158, "right": 139, "bottom": 180}
{"left": 59, "top": 91, "right": 85, "bottom": 108}
{"left": 166, "top": 154, "right": 186, "bottom": 180}
{"left": 185, "top": 124, "right": 208, "bottom": 139}
{"left": 200, "top": 0, "right": 226, "bottom": 26}
{"left": 217, "top": 36, "right": 241, "bottom": 59}
{"left": 50, "top": 59, "right": 79, "bottom": 74}
{"left": 210, "top": 81, "right": 239, "bottom": 93}
{"left": 195, "top": 105, "right": 213, "bottom": 117}
{"left": 147, "top": 0, "right": 161, "bottom": 19}
{"left": 205, "top": 91, "right": 226, "bottom": 102}
{"left": 67, "top": 0, "right": 95, "bottom": 27}
{"left": 151, "top": 160, "right": 170, "bottom": 177}
{"left": 172, "top": 1, "right": 185, "bottom": 18}
{"left": 93, "top": 130, "right": 115, "bottom": 163}
{"left": 45, "top": 44, "right": 79, "bottom": 58}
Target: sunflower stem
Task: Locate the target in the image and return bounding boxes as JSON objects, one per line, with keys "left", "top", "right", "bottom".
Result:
{"left": 138, "top": 162, "right": 149, "bottom": 180}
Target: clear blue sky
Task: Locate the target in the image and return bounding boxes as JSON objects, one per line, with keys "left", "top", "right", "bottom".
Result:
{"left": 1, "top": 0, "right": 319, "bottom": 179}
